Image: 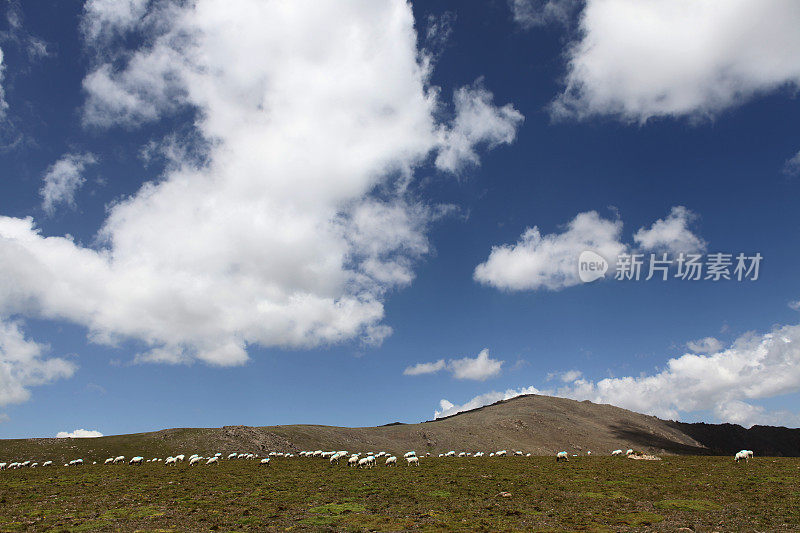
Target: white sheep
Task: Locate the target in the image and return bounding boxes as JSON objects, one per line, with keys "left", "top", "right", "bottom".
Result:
{"left": 104, "top": 457, "right": 114, "bottom": 464}
{"left": 206, "top": 457, "right": 219, "bottom": 465}
{"left": 625, "top": 449, "right": 634, "bottom": 456}
{"left": 129, "top": 456, "right": 144, "bottom": 466}
{"left": 611, "top": 449, "right": 623, "bottom": 456}
{"left": 515, "top": 451, "right": 523, "bottom": 456}
{"left": 385, "top": 456, "right": 397, "bottom": 466}
{"left": 70, "top": 459, "right": 84, "bottom": 466}
{"left": 30, "top": 462, "right": 39, "bottom": 468}
{"left": 175, "top": 454, "right": 186, "bottom": 462}
{"left": 113, "top": 456, "right": 125, "bottom": 464}
{"left": 489, "top": 453, "right": 495, "bottom": 457}
{"left": 0, "top": 463, "right": 6, "bottom": 470}
{"left": 458, "top": 452, "right": 466, "bottom": 457}
{"left": 735, "top": 450, "right": 750, "bottom": 462}
{"left": 404, "top": 451, "right": 416, "bottom": 458}
{"left": 189, "top": 456, "right": 203, "bottom": 466}
{"left": 260, "top": 458, "right": 270, "bottom": 466}
{"left": 556, "top": 451, "right": 569, "bottom": 462}
{"left": 406, "top": 456, "right": 419, "bottom": 466}
{"left": 228, "top": 452, "right": 238, "bottom": 460}
{"left": 348, "top": 455, "right": 359, "bottom": 467}
{"left": 444, "top": 450, "right": 455, "bottom": 457}
{"left": 42, "top": 461, "right": 53, "bottom": 467}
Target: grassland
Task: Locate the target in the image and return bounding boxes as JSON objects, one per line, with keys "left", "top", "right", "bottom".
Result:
{"left": 0, "top": 456, "right": 798, "bottom": 532}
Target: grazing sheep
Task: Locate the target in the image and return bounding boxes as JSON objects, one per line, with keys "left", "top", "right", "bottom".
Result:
{"left": 611, "top": 449, "right": 623, "bottom": 456}
{"left": 259, "top": 458, "right": 270, "bottom": 466}
{"left": 515, "top": 451, "right": 523, "bottom": 456}
{"left": 0, "top": 463, "right": 7, "bottom": 470}
{"left": 104, "top": 457, "right": 114, "bottom": 464}
{"left": 735, "top": 450, "right": 750, "bottom": 462}
{"left": 348, "top": 455, "right": 359, "bottom": 467}
{"left": 175, "top": 455, "right": 186, "bottom": 462}
{"left": 406, "top": 456, "right": 419, "bottom": 466}
{"left": 30, "top": 462, "right": 39, "bottom": 468}
{"left": 129, "top": 456, "right": 144, "bottom": 466}
{"left": 744, "top": 450, "right": 754, "bottom": 458}
{"left": 556, "top": 451, "right": 569, "bottom": 462}
{"left": 404, "top": 451, "right": 416, "bottom": 458}
{"left": 385, "top": 456, "right": 397, "bottom": 466}
{"left": 458, "top": 452, "right": 466, "bottom": 457}
{"left": 228, "top": 452, "right": 238, "bottom": 460}
{"left": 206, "top": 457, "right": 219, "bottom": 465}
{"left": 625, "top": 449, "right": 634, "bottom": 456}
{"left": 489, "top": 453, "right": 495, "bottom": 457}
{"left": 444, "top": 450, "right": 456, "bottom": 457}
{"left": 496, "top": 450, "right": 507, "bottom": 457}
{"left": 113, "top": 456, "right": 125, "bottom": 464}
{"left": 70, "top": 459, "right": 84, "bottom": 466}
{"left": 189, "top": 456, "right": 203, "bottom": 466}
{"left": 42, "top": 461, "right": 53, "bottom": 467}
{"left": 165, "top": 457, "right": 177, "bottom": 465}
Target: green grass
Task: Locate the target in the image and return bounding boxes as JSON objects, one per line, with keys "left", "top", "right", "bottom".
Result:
{"left": 0, "top": 456, "right": 798, "bottom": 531}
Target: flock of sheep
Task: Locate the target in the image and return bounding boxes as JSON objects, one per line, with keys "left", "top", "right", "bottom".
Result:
{"left": 0, "top": 447, "right": 756, "bottom": 471}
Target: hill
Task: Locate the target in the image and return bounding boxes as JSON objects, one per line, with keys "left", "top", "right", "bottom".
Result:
{"left": 1, "top": 394, "right": 798, "bottom": 462}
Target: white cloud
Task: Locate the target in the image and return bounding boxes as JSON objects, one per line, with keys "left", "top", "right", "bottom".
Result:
{"left": 0, "top": 47, "right": 7, "bottom": 118}
{"left": 475, "top": 206, "right": 706, "bottom": 292}
{"left": 0, "top": 319, "right": 76, "bottom": 407}
{"left": 784, "top": 151, "right": 800, "bottom": 177}
{"left": 633, "top": 206, "right": 706, "bottom": 254}
{"left": 789, "top": 300, "right": 800, "bottom": 311}
{"left": 40, "top": 153, "right": 97, "bottom": 215}
{"left": 474, "top": 210, "right": 626, "bottom": 291}
{"left": 435, "top": 385, "right": 543, "bottom": 418}
{"left": 438, "top": 323, "right": 800, "bottom": 427}
{"left": 435, "top": 80, "right": 524, "bottom": 173}
{"left": 0, "top": 0, "right": 521, "bottom": 367}
{"left": 404, "top": 359, "right": 446, "bottom": 376}
{"left": 509, "top": 0, "right": 578, "bottom": 28}
{"left": 552, "top": 0, "right": 800, "bottom": 122}
{"left": 81, "top": 0, "right": 149, "bottom": 45}
{"left": 56, "top": 428, "right": 103, "bottom": 438}
{"left": 448, "top": 348, "right": 504, "bottom": 380}
{"left": 404, "top": 348, "right": 503, "bottom": 381}
{"left": 686, "top": 336, "right": 723, "bottom": 354}
{"left": 558, "top": 369, "right": 582, "bottom": 382}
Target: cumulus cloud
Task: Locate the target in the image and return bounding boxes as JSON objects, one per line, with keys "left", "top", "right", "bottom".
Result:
{"left": 0, "top": 0, "right": 521, "bottom": 367}
{"left": 474, "top": 206, "right": 705, "bottom": 292}
{"left": 435, "top": 80, "right": 524, "bottom": 173}
{"left": 435, "top": 385, "right": 543, "bottom": 418}
{"left": 474, "top": 210, "right": 626, "bottom": 291}
{"left": 784, "top": 151, "right": 800, "bottom": 177}
{"left": 56, "top": 428, "right": 103, "bottom": 438}
{"left": 404, "top": 348, "right": 504, "bottom": 381}
{"left": 80, "top": 0, "right": 149, "bottom": 45}
{"left": 552, "top": 0, "right": 800, "bottom": 122}
{"left": 633, "top": 206, "right": 706, "bottom": 254}
{"left": 404, "top": 359, "right": 446, "bottom": 376}
{"left": 0, "top": 319, "right": 76, "bottom": 407}
{"left": 437, "top": 323, "right": 800, "bottom": 427}
{"left": 0, "top": 47, "right": 7, "bottom": 118}
{"left": 40, "top": 153, "right": 97, "bottom": 215}
{"left": 509, "top": 0, "right": 579, "bottom": 28}
{"left": 686, "top": 336, "right": 723, "bottom": 354}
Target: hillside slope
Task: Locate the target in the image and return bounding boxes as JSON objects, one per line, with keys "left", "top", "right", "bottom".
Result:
{"left": 1, "top": 394, "right": 797, "bottom": 462}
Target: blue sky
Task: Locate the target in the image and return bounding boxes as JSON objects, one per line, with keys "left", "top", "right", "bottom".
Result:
{"left": 1, "top": 0, "right": 800, "bottom": 439}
